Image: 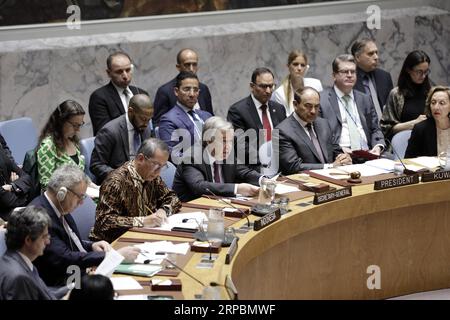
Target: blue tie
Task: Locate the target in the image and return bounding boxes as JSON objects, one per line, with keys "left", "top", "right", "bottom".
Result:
{"left": 188, "top": 110, "right": 203, "bottom": 139}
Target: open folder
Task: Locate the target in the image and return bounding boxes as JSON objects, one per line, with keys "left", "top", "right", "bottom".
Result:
{"left": 351, "top": 149, "right": 379, "bottom": 161}
{"left": 114, "top": 264, "right": 162, "bottom": 277}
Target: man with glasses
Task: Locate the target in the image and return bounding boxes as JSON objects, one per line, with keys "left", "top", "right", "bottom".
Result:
{"left": 91, "top": 94, "right": 154, "bottom": 184}
{"left": 30, "top": 164, "right": 140, "bottom": 287}
{"left": 153, "top": 48, "right": 213, "bottom": 126}
{"left": 227, "top": 67, "right": 286, "bottom": 169}
{"left": 319, "top": 54, "right": 385, "bottom": 161}
{"left": 92, "top": 138, "right": 182, "bottom": 243}
{"left": 159, "top": 71, "right": 212, "bottom": 162}
{"left": 351, "top": 39, "right": 393, "bottom": 119}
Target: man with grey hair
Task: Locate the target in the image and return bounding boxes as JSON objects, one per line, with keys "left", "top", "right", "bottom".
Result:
{"left": 0, "top": 206, "right": 55, "bottom": 300}
{"left": 319, "top": 54, "right": 385, "bottom": 161}
{"left": 173, "top": 116, "right": 260, "bottom": 202}
{"left": 91, "top": 93, "right": 154, "bottom": 184}
{"left": 351, "top": 38, "right": 393, "bottom": 117}
{"left": 30, "top": 164, "right": 139, "bottom": 286}
{"left": 91, "top": 138, "right": 182, "bottom": 243}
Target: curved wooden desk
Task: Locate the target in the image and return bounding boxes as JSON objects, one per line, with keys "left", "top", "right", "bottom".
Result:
{"left": 225, "top": 179, "right": 450, "bottom": 299}
{"left": 115, "top": 177, "right": 450, "bottom": 299}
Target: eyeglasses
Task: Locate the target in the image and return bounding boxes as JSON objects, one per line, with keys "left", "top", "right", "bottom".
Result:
{"left": 67, "top": 121, "right": 85, "bottom": 130}
{"left": 180, "top": 87, "right": 200, "bottom": 94}
{"left": 411, "top": 68, "right": 431, "bottom": 77}
{"left": 337, "top": 69, "right": 356, "bottom": 76}
{"left": 144, "top": 156, "right": 169, "bottom": 172}
{"left": 67, "top": 187, "right": 87, "bottom": 201}
{"left": 252, "top": 83, "right": 276, "bottom": 91}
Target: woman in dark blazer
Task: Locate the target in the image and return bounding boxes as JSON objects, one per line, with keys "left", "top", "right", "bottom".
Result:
{"left": 0, "top": 134, "right": 32, "bottom": 220}
{"left": 405, "top": 86, "right": 450, "bottom": 158}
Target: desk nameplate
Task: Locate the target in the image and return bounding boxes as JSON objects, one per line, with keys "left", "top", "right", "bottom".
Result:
{"left": 313, "top": 186, "right": 352, "bottom": 205}
{"left": 421, "top": 170, "right": 450, "bottom": 183}
{"left": 374, "top": 174, "right": 419, "bottom": 190}
{"left": 253, "top": 210, "right": 281, "bottom": 231}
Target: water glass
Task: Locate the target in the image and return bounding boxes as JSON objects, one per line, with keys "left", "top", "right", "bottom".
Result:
{"left": 207, "top": 208, "right": 224, "bottom": 244}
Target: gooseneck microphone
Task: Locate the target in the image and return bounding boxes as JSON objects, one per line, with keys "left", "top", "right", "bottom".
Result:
{"left": 164, "top": 258, "right": 206, "bottom": 287}
{"left": 205, "top": 188, "right": 251, "bottom": 228}
{"left": 382, "top": 137, "right": 416, "bottom": 175}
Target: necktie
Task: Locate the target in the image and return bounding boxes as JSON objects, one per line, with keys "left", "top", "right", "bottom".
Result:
{"left": 362, "top": 75, "right": 382, "bottom": 120}
{"left": 133, "top": 130, "right": 142, "bottom": 155}
{"left": 60, "top": 216, "right": 87, "bottom": 253}
{"left": 261, "top": 104, "right": 272, "bottom": 141}
{"left": 123, "top": 89, "right": 131, "bottom": 109}
{"left": 188, "top": 110, "right": 203, "bottom": 140}
{"left": 213, "top": 162, "right": 221, "bottom": 183}
{"left": 342, "top": 95, "right": 361, "bottom": 150}
{"left": 306, "top": 123, "right": 325, "bottom": 163}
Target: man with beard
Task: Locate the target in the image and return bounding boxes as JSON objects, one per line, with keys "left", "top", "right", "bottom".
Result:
{"left": 90, "top": 94, "right": 154, "bottom": 184}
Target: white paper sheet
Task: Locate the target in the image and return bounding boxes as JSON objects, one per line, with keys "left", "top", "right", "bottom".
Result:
{"left": 152, "top": 212, "right": 208, "bottom": 231}
{"left": 110, "top": 277, "right": 143, "bottom": 290}
{"left": 408, "top": 156, "right": 441, "bottom": 169}
{"left": 275, "top": 183, "right": 299, "bottom": 194}
{"left": 86, "top": 186, "right": 99, "bottom": 198}
{"left": 311, "top": 163, "right": 390, "bottom": 179}
{"left": 95, "top": 249, "right": 124, "bottom": 277}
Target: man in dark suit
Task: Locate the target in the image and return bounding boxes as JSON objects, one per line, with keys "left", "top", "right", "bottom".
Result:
{"left": 89, "top": 51, "right": 148, "bottom": 135}
{"left": 277, "top": 87, "right": 352, "bottom": 174}
{"left": 227, "top": 67, "right": 286, "bottom": 168}
{"left": 351, "top": 39, "right": 393, "bottom": 119}
{"left": 31, "top": 165, "right": 139, "bottom": 287}
{"left": 319, "top": 54, "right": 385, "bottom": 158}
{"left": 173, "top": 117, "right": 260, "bottom": 202}
{"left": 90, "top": 94, "right": 154, "bottom": 184}
{"left": 153, "top": 48, "right": 213, "bottom": 126}
{"left": 159, "top": 71, "right": 212, "bottom": 163}
{"left": 0, "top": 206, "right": 55, "bottom": 300}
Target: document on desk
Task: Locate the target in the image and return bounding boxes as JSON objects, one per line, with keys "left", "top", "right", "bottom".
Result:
{"left": 275, "top": 183, "right": 300, "bottom": 194}
{"left": 95, "top": 249, "right": 124, "bottom": 277}
{"left": 135, "top": 240, "right": 190, "bottom": 256}
{"left": 152, "top": 211, "right": 208, "bottom": 231}
{"left": 110, "top": 276, "right": 143, "bottom": 290}
{"left": 408, "top": 156, "right": 440, "bottom": 169}
{"left": 311, "top": 163, "right": 390, "bottom": 178}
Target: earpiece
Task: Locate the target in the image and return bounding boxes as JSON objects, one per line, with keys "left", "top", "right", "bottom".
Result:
{"left": 56, "top": 187, "right": 67, "bottom": 202}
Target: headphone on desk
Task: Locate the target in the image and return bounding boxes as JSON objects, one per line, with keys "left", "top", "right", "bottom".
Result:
{"left": 56, "top": 187, "right": 68, "bottom": 202}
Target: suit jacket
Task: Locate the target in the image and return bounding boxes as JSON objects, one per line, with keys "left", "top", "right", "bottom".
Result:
{"left": 0, "top": 251, "right": 55, "bottom": 300}
{"left": 276, "top": 115, "right": 343, "bottom": 174}
{"left": 354, "top": 67, "right": 394, "bottom": 110}
{"left": 405, "top": 117, "right": 437, "bottom": 158}
{"left": 227, "top": 95, "right": 287, "bottom": 166}
{"left": 158, "top": 104, "right": 212, "bottom": 154}
{"left": 31, "top": 195, "right": 104, "bottom": 287}
{"left": 153, "top": 77, "right": 213, "bottom": 126}
{"left": 319, "top": 88, "right": 385, "bottom": 149}
{"left": 89, "top": 81, "right": 148, "bottom": 135}
{"left": 173, "top": 155, "right": 261, "bottom": 202}
{"left": 90, "top": 114, "right": 153, "bottom": 184}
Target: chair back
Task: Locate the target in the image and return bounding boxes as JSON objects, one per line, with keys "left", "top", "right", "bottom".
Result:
{"left": 0, "top": 228, "right": 6, "bottom": 256}
{"left": 80, "top": 137, "right": 96, "bottom": 183}
{"left": 70, "top": 196, "right": 97, "bottom": 241}
{"left": 0, "top": 117, "right": 38, "bottom": 165}
{"left": 160, "top": 161, "right": 176, "bottom": 189}
{"left": 391, "top": 130, "right": 412, "bottom": 160}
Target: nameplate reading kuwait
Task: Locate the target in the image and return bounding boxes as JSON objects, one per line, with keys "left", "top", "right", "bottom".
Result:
{"left": 374, "top": 174, "right": 419, "bottom": 190}
{"left": 421, "top": 170, "right": 450, "bottom": 183}
{"left": 253, "top": 210, "right": 281, "bottom": 231}
{"left": 313, "top": 186, "right": 352, "bottom": 205}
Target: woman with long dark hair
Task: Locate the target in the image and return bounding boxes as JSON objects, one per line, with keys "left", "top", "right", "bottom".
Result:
{"left": 37, "top": 100, "right": 86, "bottom": 189}
{"left": 380, "top": 50, "right": 432, "bottom": 140}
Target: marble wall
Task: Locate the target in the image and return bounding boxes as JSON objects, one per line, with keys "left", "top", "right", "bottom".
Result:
{"left": 0, "top": 5, "right": 448, "bottom": 138}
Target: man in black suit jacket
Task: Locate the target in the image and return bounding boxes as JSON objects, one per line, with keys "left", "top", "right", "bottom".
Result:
{"left": 153, "top": 49, "right": 213, "bottom": 126}
{"left": 89, "top": 51, "right": 148, "bottom": 135}
{"left": 351, "top": 39, "right": 393, "bottom": 119}
{"left": 227, "top": 67, "right": 286, "bottom": 168}
{"left": 90, "top": 94, "right": 154, "bottom": 184}
{"left": 277, "top": 87, "right": 352, "bottom": 174}
{"left": 173, "top": 117, "right": 260, "bottom": 202}
{"left": 319, "top": 54, "right": 385, "bottom": 159}
{"left": 31, "top": 165, "right": 138, "bottom": 287}
{"left": 0, "top": 206, "right": 56, "bottom": 300}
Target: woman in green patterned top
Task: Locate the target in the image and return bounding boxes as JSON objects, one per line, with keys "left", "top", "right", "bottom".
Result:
{"left": 37, "top": 100, "right": 87, "bottom": 189}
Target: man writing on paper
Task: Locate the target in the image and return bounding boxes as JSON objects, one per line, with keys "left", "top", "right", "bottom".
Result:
{"left": 91, "top": 138, "right": 182, "bottom": 243}
{"left": 31, "top": 165, "right": 139, "bottom": 287}
{"left": 173, "top": 116, "right": 261, "bottom": 202}
{"left": 319, "top": 54, "right": 385, "bottom": 160}
{"left": 277, "top": 87, "right": 352, "bottom": 174}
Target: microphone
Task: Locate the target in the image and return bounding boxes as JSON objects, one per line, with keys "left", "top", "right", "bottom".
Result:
{"left": 382, "top": 137, "right": 416, "bottom": 175}
{"left": 163, "top": 258, "right": 206, "bottom": 287}
{"left": 182, "top": 217, "right": 214, "bottom": 261}
{"left": 210, "top": 278, "right": 238, "bottom": 300}
{"left": 205, "top": 188, "right": 251, "bottom": 228}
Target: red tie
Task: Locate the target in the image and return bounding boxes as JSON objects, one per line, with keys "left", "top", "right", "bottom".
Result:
{"left": 261, "top": 104, "right": 272, "bottom": 141}
{"left": 213, "top": 162, "right": 221, "bottom": 183}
